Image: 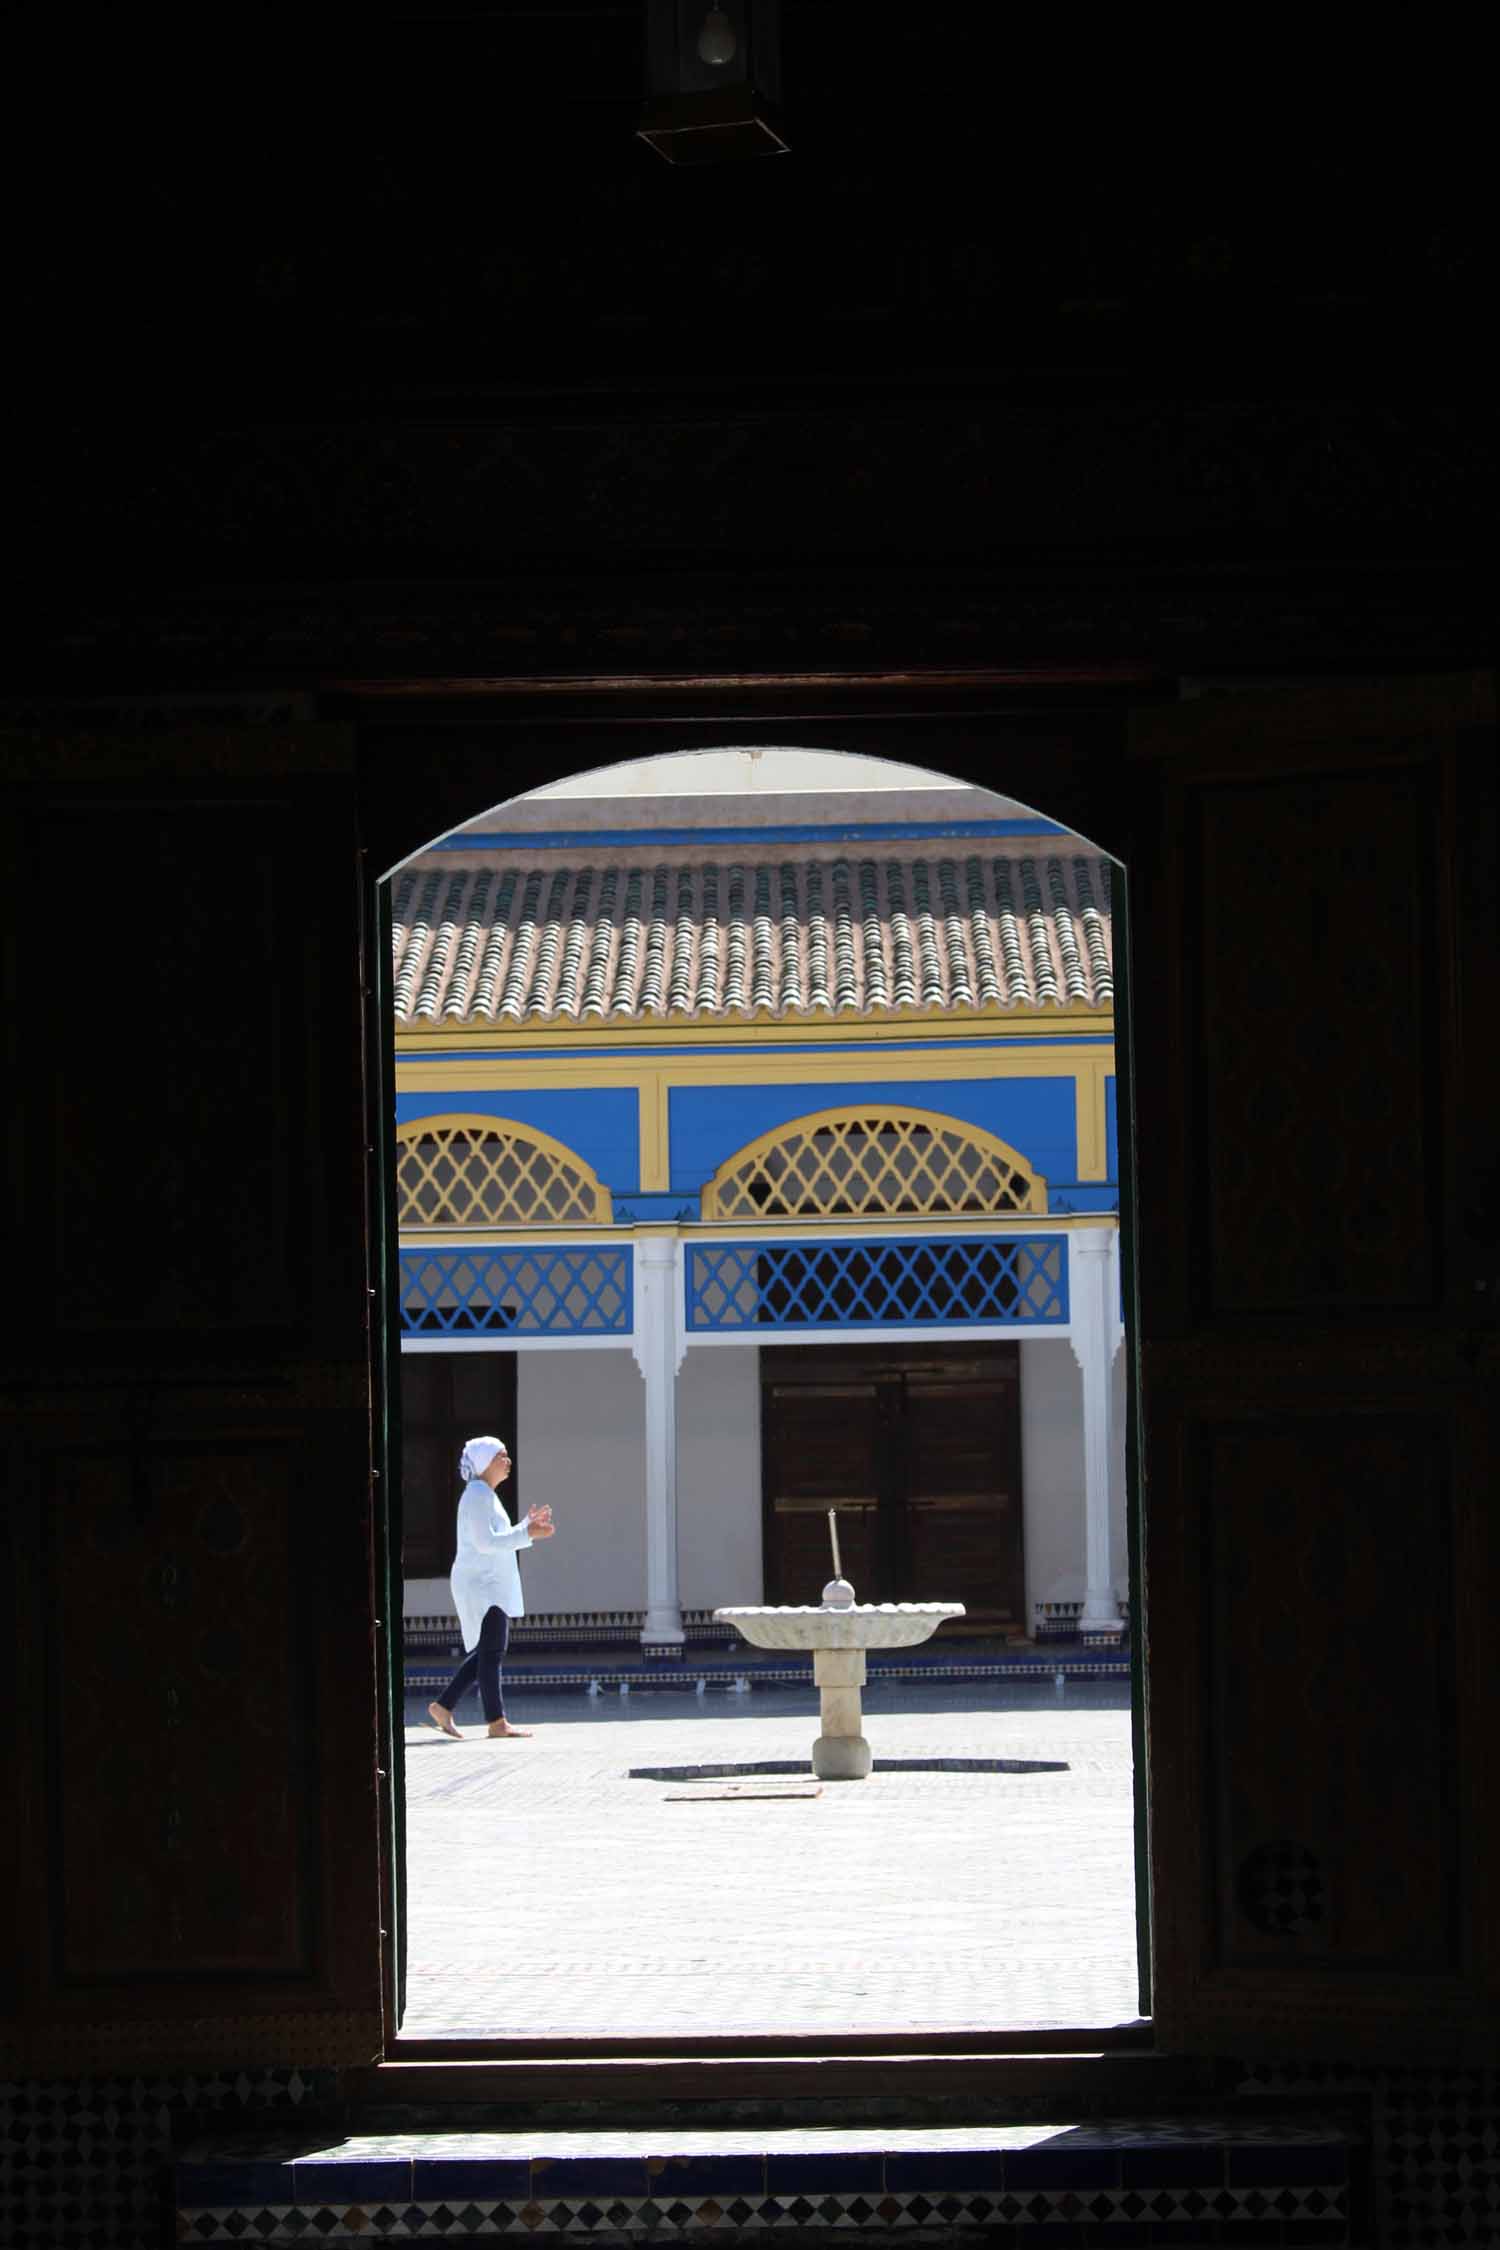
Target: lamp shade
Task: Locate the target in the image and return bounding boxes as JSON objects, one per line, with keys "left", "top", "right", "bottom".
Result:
{"left": 639, "top": 0, "right": 788, "bottom": 164}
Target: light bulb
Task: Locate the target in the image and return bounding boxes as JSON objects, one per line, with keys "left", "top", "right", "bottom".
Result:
{"left": 696, "top": 6, "right": 737, "bottom": 66}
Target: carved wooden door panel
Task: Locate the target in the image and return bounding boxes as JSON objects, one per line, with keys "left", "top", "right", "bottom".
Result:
{"left": 760, "top": 1356, "right": 883, "bottom": 1603}
{"left": 902, "top": 1350, "right": 1023, "bottom": 1627}
{"left": 1128, "top": 675, "right": 1499, "bottom": 2059}
{"left": 761, "top": 1342, "right": 1023, "bottom": 1620}
{"left": 0, "top": 725, "right": 383, "bottom": 2073}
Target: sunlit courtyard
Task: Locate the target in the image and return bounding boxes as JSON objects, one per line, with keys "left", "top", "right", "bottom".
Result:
{"left": 401, "top": 1680, "right": 1139, "bottom": 2040}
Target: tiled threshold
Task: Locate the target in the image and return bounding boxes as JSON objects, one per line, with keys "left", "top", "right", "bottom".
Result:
{"left": 175, "top": 2115, "right": 1364, "bottom": 2244}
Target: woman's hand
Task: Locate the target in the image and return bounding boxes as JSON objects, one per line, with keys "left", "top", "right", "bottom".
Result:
{"left": 526, "top": 1504, "right": 556, "bottom": 1540}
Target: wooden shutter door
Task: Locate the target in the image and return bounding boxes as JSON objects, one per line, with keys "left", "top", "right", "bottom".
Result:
{"left": 901, "top": 1347, "right": 1024, "bottom": 1626}
{"left": 1127, "top": 674, "right": 1499, "bottom": 2060}
{"left": 0, "top": 726, "right": 383, "bottom": 2073}
{"left": 761, "top": 1351, "right": 883, "bottom": 1603}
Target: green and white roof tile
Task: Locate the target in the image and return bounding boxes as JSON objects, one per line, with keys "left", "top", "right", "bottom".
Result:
{"left": 391, "top": 843, "right": 1113, "bottom": 1028}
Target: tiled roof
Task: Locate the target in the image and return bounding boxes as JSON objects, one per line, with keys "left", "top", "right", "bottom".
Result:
{"left": 391, "top": 844, "right": 1113, "bottom": 1027}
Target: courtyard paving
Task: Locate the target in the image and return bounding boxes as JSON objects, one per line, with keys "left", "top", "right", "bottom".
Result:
{"left": 400, "top": 1679, "right": 1141, "bottom": 2040}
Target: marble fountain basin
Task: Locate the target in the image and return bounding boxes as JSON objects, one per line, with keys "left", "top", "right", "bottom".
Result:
{"left": 714, "top": 1603, "right": 965, "bottom": 1651}
{"left": 713, "top": 1600, "right": 966, "bottom": 1777}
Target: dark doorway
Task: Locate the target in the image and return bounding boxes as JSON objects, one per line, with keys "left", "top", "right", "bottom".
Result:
{"left": 760, "top": 1341, "right": 1024, "bottom": 1629}
{"left": 400, "top": 1352, "right": 518, "bottom": 1579}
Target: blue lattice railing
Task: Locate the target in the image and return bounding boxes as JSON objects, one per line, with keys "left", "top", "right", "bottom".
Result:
{"left": 400, "top": 1245, "right": 632, "bottom": 1337}
{"left": 685, "top": 1236, "right": 1067, "bottom": 1332}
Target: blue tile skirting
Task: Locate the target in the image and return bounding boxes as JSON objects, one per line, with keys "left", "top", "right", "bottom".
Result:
{"left": 405, "top": 1627, "right": 1131, "bottom": 1693}
{"left": 175, "top": 2119, "right": 1358, "bottom": 2242}
{"left": 176, "top": 2187, "right": 1354, "bottom": 2240}
{"left": 406, "top": 1653, "right": 1131, "bottom": 1692}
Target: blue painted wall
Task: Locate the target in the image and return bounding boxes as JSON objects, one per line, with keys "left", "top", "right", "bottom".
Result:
{"left": 669, "top": 1078, "right": 1078, "bottom": 1194}
{"left": 395, "top": 1088, "right": 640, "bottom": 1195}
{"left": 395, "top": 1071, "right": 1116, "bottom": 1214}
{"left": 1105, "top": 1076, "right": 1118, "bottom": 1182}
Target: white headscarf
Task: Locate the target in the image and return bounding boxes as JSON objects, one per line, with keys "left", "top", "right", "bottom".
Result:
{"left": 459, "top": 1435, "right": 508, "bottom": 1483}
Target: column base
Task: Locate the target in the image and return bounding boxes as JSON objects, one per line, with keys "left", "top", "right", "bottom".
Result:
{"left": 641, "top": 1607, "right": 685, "bottom": 1661}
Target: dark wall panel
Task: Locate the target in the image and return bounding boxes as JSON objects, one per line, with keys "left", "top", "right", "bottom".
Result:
{"left": 1203, "top": 1414, "right": 1457, "bottom": 1974}
{"left": 48, "top": 1439, "right": 317, "bottom": 1984}
{"left": 8, "top": 773, "right": 362, "bottom": 1355}
{"left": 41, "top": 808, "right": 296, "bottom": 1333}
{"left": 1195, "top": 764, "right": 1439, "bottom": 1315}
{"left": 1132, "top": 676, "right": 1498, "bottom": 2059}
{"left": 0, "top": 729, "right": 383, "bottom": 2073}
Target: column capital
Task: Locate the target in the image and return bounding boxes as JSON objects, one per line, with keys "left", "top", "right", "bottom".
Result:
{"left": 1070, "top": 1222, "right": 1116, "bottom": 1262}
{"left": 632, "top": 1330, "right": 688, "bottom": 1378}
{"left": 633, "top": 1233, "right": 685, "bottom": 1374}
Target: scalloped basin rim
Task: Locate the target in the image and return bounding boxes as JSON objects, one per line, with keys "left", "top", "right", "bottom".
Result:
{"left": 712, "top": 1602, "right": 966, "bottom": 1651}
{"left": 715, "top": 1604, "right": 967, "bottom": 1617}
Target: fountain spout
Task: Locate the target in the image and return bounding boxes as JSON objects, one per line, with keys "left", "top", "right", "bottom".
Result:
{"left": 822, "top": 1507, "right": 856, "bottom": 1608}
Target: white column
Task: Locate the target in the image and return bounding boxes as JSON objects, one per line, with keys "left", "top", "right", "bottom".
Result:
{"left": 633, "top": 1235, "right": 686, "bottom": 1651}
{"left": 1069, "top": 1224, "right": 1124, "bottom": 1643}
{"left": 1110, "top": 1227, "right": 1128, "bottom": 1631}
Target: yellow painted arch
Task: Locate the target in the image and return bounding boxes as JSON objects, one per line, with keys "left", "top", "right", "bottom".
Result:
{"left": 395, "top": 1113, "right": 613, "bottom": 1227}
{"left": 702, "top": 1102, "right": 1047, "bottom": 1221}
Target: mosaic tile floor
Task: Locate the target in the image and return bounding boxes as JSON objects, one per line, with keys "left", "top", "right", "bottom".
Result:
{"left": 400, "top": 1682, "right": 1140, "bottom": 2040}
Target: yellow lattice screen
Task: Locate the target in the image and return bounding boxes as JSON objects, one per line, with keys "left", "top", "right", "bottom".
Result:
{"left": 703, "top": 1106, "right": 1046, "bottom": 1221}
{"left": 396, "top": 1116, "right": 611, "bottom": 1227}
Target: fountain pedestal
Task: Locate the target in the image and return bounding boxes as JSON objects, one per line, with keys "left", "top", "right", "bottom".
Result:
{"left": 812, "top": 1646, "right": 870, "bottom": 1778}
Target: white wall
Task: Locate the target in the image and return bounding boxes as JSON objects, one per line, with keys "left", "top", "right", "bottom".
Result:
{"left": 402, "top": 1343, "right": 760, "bottom": 1621}
{"left": 677, "top": 1344, "right": 762, "bottom": 1610}
{"left": 404, "top": 1576, "right": 450, "bottom": 1615}
{"left": 513, "top": 1349, "right": 648, "bottom": 1613}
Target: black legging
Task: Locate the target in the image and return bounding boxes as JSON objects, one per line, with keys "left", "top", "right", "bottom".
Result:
{"left": 438, "top": 1605, "right": 511, "bottom": 1723}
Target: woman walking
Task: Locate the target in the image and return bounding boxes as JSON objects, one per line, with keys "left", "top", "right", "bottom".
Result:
{"left": 428, "top": 1435, "right": 554, "bottom": 1740}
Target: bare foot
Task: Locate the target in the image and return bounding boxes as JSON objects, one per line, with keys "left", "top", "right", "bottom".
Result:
{"left": 427, "top": 1701, "right": 463, "bottom": 1739}
{"left": 486, "top": 1718, "right": 533, "bottom": 1738}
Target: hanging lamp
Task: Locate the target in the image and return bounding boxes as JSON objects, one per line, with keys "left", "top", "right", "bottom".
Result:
{"left": 638, "top": 1, "right": 788, "bottom": 164}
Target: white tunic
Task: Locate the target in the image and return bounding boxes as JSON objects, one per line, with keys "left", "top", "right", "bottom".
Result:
{"left": 449, "top": 1477, "right": 534, "bottom": 1651}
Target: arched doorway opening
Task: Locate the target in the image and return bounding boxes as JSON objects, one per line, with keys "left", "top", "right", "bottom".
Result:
{"left": 374, "top": 740, "right": 1146, "bottom": 2048}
